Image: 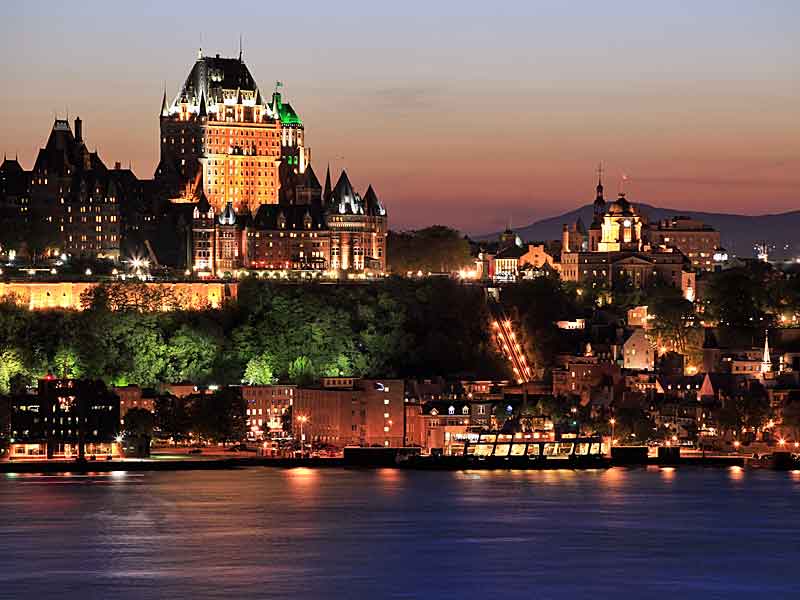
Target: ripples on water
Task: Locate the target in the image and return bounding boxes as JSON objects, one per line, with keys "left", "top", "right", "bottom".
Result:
{"left": 0, "top": 467, "right": 798, "bottom": 599}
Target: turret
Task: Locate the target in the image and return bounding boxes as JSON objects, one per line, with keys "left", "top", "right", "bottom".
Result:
{"left": 74, "top": 117, "right": 83, "bottom": 144}
{"left": 160, "top": 89, "right": 169, "bottom": 117}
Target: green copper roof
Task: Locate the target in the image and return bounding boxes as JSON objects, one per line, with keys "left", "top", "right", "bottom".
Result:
{"left": 279, "top": 102, "right": 302, "bottom": 125}
{"left": 272, "top": 92, "right": 302, "bottom": 125}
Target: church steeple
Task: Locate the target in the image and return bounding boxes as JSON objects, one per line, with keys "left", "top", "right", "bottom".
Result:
{"left": 761, "top": 330, "right": 772, "bottom": 375}
{"left": 593, "top": 162, "right": 606, "bottom": 218}
{"left": 596, "top": 162, "right": 604, "bottom": 202}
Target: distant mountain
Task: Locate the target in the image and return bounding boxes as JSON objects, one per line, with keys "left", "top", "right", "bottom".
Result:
{"left": 478, "top": 204, "right": 800, "bottom": 259}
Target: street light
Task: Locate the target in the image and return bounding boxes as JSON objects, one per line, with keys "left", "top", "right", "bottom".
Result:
{"left": 609, "top": 418, "right": 616, "bottom": 454}
{"left": 297, "top": 415, "right": 308, "bottom": 458}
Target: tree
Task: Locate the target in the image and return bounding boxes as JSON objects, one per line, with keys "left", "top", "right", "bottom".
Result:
{"left": 648, "top": 284, "right": 699, "bottom": 355}
{"left": 243, "top": 352, "right": 275, "bottom": 385}
{"left": 614, "top": 406, "right": 658, "bottom": 444}
{"left": 501, "top": 276, "right": 579, "bottom": 368}
{"left": 190, "top": 388, "right": 246, "bottom": 445}
{"left": 166, "top": 324, "right": 218, "bottom": 383}
{"left": 154, "top": 394, "right": 191, "bottom": 442}
{"left": 387, "top": 226, "right": 472, "bottom": 274}
{"left": 52, "top": 345, "right": 82, "bottom": 379}
{"left": 0, "top": 348, "right": 26, "bottom": 395}
{"left": 124, "top": 407, "right": 155, "bottom": 437}
{"left": 704, "top": 266, "right": 771, "bottom": 327}
{"left": 288, "top": 356, "right": 315, "bottom": 385}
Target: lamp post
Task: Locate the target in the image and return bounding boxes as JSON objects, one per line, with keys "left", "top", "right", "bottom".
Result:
{"left": 297, "top": 415, "right": 308, "bottom": 458}
{"left": 609, "top": 418, "right": 616, "bottom": 457}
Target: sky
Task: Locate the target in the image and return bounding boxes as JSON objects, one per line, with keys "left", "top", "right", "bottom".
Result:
{"left": 1, "top": 0, "right": 798, "bottom": 234}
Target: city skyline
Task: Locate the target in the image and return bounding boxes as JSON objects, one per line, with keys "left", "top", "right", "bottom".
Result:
{"left": 1, "top": 0, "right": 798, "bottom": 234}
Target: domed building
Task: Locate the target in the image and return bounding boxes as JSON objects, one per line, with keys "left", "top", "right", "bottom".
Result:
{"left": 560, "top": 176, "right": 695, "bottom": 296}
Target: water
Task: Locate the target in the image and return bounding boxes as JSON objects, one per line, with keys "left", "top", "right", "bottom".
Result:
{"left": 1, "top": 466, "right": 798, "bottom": 599}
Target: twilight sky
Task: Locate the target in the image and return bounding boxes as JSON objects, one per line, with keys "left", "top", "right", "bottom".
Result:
{"left": 1, "top": 0, "right": 798, "bottom": 234}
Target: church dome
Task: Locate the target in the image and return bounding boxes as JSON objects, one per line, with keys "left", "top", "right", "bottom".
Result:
{"left": 606, "top": 193, "right": 635, "bottom": 217}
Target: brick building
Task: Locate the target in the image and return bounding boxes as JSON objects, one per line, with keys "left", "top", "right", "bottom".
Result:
{"left": 292, "top": 378, "right": 403, "bottom": 448}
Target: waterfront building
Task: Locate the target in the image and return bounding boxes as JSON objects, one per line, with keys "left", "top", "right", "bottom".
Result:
{"left": 242, "top": 384, "right": 295, "bottom": 438}
{"left": 8, "top": 378, "right": 120, "bottom": 460}
{"left": 292, "top": 378, "right": 404, "bottom": 448}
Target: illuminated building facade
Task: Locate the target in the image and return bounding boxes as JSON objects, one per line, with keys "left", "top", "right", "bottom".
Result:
{"left": 156, "top": 50, "right": 310, "bottom": 215}
{"left": 164, "top": 50, "right": 389, "bottom": 277}
{"left": 0, "top": 281, "right": 237, "bottom": 311}
{"left": 648, "top": 216, "right": 721, "bottom": 272}
{"left": 242, "top": 385, "right": 295, "bottom": 438}
{"left": 8, "top": 378, "right": 120, "bottom": 460}
{"left": 28, "top": 118, "right": 122, "bottom": 259}
{"left": 292, "top": 378, "right": 404, "bottom": 448}
{"left": 191, "top": 168, "right": 387, "bottom": 277}
{"left": 561, "top": 176, "right": 695, "bottom": 295}
{"left": 326, "top": 172, "right": 387, "bottom": 272}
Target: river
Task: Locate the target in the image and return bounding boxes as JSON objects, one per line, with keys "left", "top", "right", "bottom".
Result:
{"left": 0, "top": 466, "right": 798, "bottom": 599}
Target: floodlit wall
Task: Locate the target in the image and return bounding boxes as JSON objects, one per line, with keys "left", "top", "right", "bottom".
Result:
{"left": 0, "top": 281, "right": 238, "bottom": 310}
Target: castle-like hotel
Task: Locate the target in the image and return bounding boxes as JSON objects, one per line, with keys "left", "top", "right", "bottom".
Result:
{"left": 0, "top": 49, "right": 387, "bottom": 278}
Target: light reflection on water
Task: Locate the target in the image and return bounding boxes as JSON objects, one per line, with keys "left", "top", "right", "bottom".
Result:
{"left": 0, "top": 467, "right": 798, "bottom": 599}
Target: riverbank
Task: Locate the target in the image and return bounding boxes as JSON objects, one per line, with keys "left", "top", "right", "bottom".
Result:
{"left": 0, "top": 453, "right": 779, "bottom": 474}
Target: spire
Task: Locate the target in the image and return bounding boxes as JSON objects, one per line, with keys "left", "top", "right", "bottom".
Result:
{"left": 239, "top": 34, "right": 243, "bottom": 61}
{"left": 198, "top": 91, "right": 207, "bottom": 117}
{"left": 761, "top": 330, "right": 772, "bottom": 374}
{"left": 596, "top": 162, "right": 604, "bottom": 201}
{"left": 323, "top": 164, "right": 332, "bottom": 204}
{"left": 160, "top": 87, "right": 169, "bottom": 117}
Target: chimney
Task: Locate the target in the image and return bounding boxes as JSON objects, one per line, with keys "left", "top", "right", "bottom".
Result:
{"left": 74, "top": 117, "right": 83, "bottom": 143}
{"left": 114, "top": 161, "right": 122, "bottom": 170}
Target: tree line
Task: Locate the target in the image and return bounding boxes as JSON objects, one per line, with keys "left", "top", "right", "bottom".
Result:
{"left": 0, "top": 278, "right": 507, "bottom": 393}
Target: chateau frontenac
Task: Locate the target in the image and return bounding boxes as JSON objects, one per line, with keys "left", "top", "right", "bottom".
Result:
{"left": 155, "top": 49, "right": 387, "bottom": 277}
{"left": 0, "top": 48, "right": 387, "bottom": 278}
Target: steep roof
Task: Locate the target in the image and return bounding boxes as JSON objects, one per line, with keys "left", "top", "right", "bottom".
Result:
{"left": 362, "top": 184, "right": 386, "bottom": 216}
{"left": 171, "top": 54, "right": 264, "bottom": 111}
{"left": 0, "top": 158, "right": 24, "bottom": 175}
{"left": 271, "top": 91, "right": 302, "bottom": 125}
{"left": 218, "top": 201, "right": 237, "bottom": 225}
{"left": 300, "top": 164, "right": 321, "bottom": 190}
{"left": 331, "top": 170, "right": 364, "bottom": 215}
{"left": 252, "top": 203, "right": 326, "bottom": 230}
